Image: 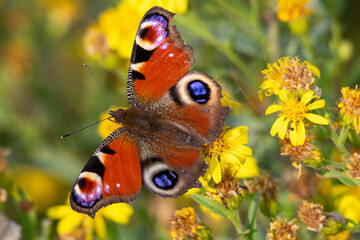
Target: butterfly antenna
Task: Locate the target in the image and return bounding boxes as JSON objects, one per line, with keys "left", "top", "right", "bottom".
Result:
{"left": 83, "top": 64, "right": 117, "bottom": 111}
{"left": 61, "top": 117, "right": 111, "bottom": 138}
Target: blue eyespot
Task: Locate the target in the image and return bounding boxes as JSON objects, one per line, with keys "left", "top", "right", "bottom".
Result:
{"left": 188, "top": 80, "right": 210, "bottom": 104}
{"left": 72, "top": 189, "right": 96, "bottom": 208}
{"left": 153, "top": 170, "right": 178, "bottom": 190}
{"left": 145, "top": 14, "right": 168, "bottom": 27}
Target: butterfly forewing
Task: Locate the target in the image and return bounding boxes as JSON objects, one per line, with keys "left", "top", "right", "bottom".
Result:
{"left": 127, "top": 6, "right": 194, "bottom": 107}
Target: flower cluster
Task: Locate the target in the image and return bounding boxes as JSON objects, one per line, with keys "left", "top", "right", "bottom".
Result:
{"left": 259, "top": 57, "right": 319, "bottom": 99}
{"left": 297, "top": 200, "right": 326, "bottom": 232}
{"left": 170, "top": 207, "right": 211, "bottom": 240}
{"left": 338, "top": 85, "right": 360, "bottom": 133}
{"left": 202, "top": 126, "right": 252, "bottom": 184}
{"left": 267, "top": 217, "right": 299, "bottom": 240}
{"left": 280, "top": 136, "right": 324, "bottom": 168}
{"left": 277, "top": 0, "right": 312, "bottom": 22}
{"left": 260, "top": 57, "right": 328, "bottom": 146}
{"left": 211, "top": 173, "right": 245, "bottom": 210}
{"left": 298, "top": 200, "right": 347, "bottom": 235}
{"left": 246, "top": 174, "right": 279, "bottom": 217}
{"left": 346, "top": 152, "right": 360, "bottom": 179}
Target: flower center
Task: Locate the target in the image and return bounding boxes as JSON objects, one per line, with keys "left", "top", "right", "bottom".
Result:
{"left": 203, "top": 133, "right": 228, "bottom": 157}
{"left": 343, "top": 90, "right": 360, "bottom": 116}
{"left": 281, "top": 98, "right": 306, "bottom": 122}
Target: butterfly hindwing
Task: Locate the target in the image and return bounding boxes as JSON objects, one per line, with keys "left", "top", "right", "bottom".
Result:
{"left": 141, "top": 143, "right": 207, "bottom": 198}
{"left": 139, "top": 72, "right": 229, "bottom": 198}
{"left": 70, "top": 128, "right": 142, "bottom": 218}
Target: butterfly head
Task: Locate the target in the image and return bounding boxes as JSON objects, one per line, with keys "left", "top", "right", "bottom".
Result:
{"left": 109, "top": 109, "right": 126, "bottom": 123}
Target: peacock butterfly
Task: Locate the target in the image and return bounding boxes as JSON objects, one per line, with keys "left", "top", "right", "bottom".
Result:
{"left": 70, "top": 6, "right": 229, "bottom": 218}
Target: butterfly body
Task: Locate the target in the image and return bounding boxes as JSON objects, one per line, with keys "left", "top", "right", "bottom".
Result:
{"left": 70, "top": 6, "right": 229, "bottom": 218}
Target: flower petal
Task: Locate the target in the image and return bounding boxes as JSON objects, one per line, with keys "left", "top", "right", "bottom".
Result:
{"left": 94, "top": 215, "right": 107, "bottom": 239}
{"left": 47, "top": 205, "right": 73, "bottom": 219}
{"left": 278, "top": 118, "right": 289, "bottom": 139}
{"left": 221, "top": 151, "right": 242, "bottom": 164}
{"left": 57, "top": 214, "right": 85, "bottom": 235}
{"left": 223, "top": 126, "right": 248, "bottom": 142}
{"left": 270, "top": 115, "right": 286, "bottom": 136}
{"left": 231, "top": 145, "right": 253, "bottom": 157}
{"left": 102, "top": 203, "right": 133, "bottom": 224}
{"left": 279, "top": 89, "right": 288, "bottom": 102}
{"left": 297, "top": 121, "right": 306, "bottom": 145}
{"left": 206, "top": 157, "right": 222, "bottom": 184}
{"left": 300, "top": 90, "right": 315, "bottom": 105}
{"left": 265, "top": 104, "right": 282, "bottom": 115}
{"left": 306, "top": 99, "right": 326, "bottom": 110}
{"left": 211, "top": 157, "right": 222, "bottom": 184}
{"left": 304, "top": 61, "right": 321, "bottom": 78}
{"left": 236, "top": 157, "right": 259, "bottom": 179}
{"left": 289, "top": 122, "right": 299, "bottom": 146}
{"left": 305, "top": 113, "right": 329, "bottom": 125}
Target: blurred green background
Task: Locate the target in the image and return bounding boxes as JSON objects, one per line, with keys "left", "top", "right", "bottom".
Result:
{"left": 1, "top": 0, "right": 360, "bottom": 239}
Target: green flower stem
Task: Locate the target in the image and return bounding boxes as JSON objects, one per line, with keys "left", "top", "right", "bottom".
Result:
{"left": 338, "top": 126, "right": 350, "bottom": 146}
{"left": 228, "top": 209, "right": 244, "bottom": 235}
{"left": 329, "top": 124, "right": 350, "bottom": 162}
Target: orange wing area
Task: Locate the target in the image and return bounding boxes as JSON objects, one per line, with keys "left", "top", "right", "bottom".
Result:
{"left": 177, "top": 106, "right": 210, "bottom": 137}
{"left": 134, "top": 38, "right": 193, "bottom": 101}
{"left": 102, "top": 136, "right": 142, "bottom": 198}
{"left": 164, "top": 146, "right": 201, "bottom": 169}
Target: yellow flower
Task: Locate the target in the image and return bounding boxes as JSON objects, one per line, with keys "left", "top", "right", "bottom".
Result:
{"left": 288, "top": 18, "right": 309, "bottom": 35}
{"left": 328, "top": 231, "right": 351, "bottom": 240}
{"left": 235, "top": 156, "right": 259, "bottom": 179}
{"left": 333, "top": 185, "right": 360, "bottom": 224}
{"left": 84, "top": 0, "right": 188, "bottom": 60}
{"left": 338, "top": 85, "right": 360, "bottom": 133}
{"left": 277, "top": 0, "right": 312, "bottom": 22}
{"left": 220, "top": 91, "right": 244, "bottom": 115}
{"left": 170, "top": 207, "right": 211, "bottom": 240}
{"left": 47, "top": 198, "right": 133, "bottom": 239}
{"left": 259, "top": 57, "right": 320, "bottom": 100}
{"left": 266, "top": 89, "right": 328, "bottom": 146}
{"left": 15, "top": 166, "right": 68, "bottom": 211}
{"left": 202, "top": 126, "right": 252, "bottom": 184}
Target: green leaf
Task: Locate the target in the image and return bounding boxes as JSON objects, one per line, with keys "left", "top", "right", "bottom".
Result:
{"left": 325, "top": 161, "right": 346, "bottom": 169}
{"left": 323, "top": 171, "right": 360, "bottom": 187}
{"left": 245, "top": 192, "right": 261, "bottom": 240}
{"left": 189, "top": 193, "right": 231, "bottom": 219}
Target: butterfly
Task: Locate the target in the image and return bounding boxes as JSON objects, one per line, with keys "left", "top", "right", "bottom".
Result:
{"left": 70, "top": 6, "right": 229, "bottom": 218}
